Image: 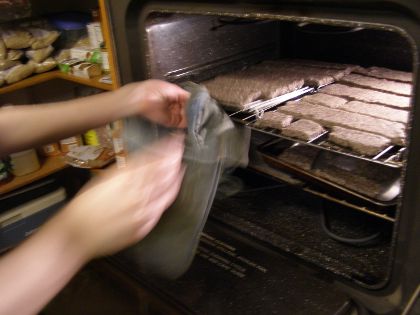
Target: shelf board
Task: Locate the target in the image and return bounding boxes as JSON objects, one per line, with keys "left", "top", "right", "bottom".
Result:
{"left": 0, "top": 70, "right": 114, "bottom": 95}
{"left": 0, "top": 156, "right": 68, "bottom": 195}
{"left": 56, "top": 72, "right": 114, "bottom": 91}
{"left": 0, "top": 71, "right": 56, "bottom": 94}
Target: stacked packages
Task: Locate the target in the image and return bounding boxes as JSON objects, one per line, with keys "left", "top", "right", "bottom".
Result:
{"left": 0, "top": 25, "right": 60, "bottom": 86}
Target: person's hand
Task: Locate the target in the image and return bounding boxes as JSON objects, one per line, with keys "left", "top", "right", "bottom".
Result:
{"left": 53, "top": 134, "right": 185, "bottom": 260}
{"left": 118, "top": 80, "right": 190, "bottom": 128}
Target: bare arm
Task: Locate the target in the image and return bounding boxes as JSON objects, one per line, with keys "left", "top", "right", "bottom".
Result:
{"left": 0, "top": 134, "right": 185, "bottom": 315}
{"left": 0, "top": 79, "right": 189, "bottom": 157}
{"left": 0, "top": 79, "right": 189, "bottom": 314}
{"left": 0, "top": 91, "right": 122, "bottom": 155}
{"left": 0, "top": 211, "right": 89, "bottom": 315}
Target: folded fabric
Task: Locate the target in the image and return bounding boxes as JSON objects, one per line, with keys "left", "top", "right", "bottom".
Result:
{"left": 119, "top": 81, "right": 250, "bottom": 279}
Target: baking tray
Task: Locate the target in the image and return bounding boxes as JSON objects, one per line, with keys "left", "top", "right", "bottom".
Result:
{"left": 239, "top": 121, "right": 405, "bottom": 169}
{"left": 248, "top": 163, "right": 395, "bottom": 222}
{"left": 258, "top": 138, "right": 401, "bottom": 207}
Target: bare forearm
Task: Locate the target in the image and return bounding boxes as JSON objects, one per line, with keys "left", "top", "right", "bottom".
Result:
{"left": 0, "top": 80, "right": 190, "bottom": 157}
{"left": 0, "top": 89, "right": 129, "bottom": 156}
{"left": 0, "top": 211, "right": 89, "bottom": 315}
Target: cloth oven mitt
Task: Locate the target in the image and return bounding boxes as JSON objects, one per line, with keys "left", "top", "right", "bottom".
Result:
{"left": 118, "top": 81, "right": 250, "bottom": 279}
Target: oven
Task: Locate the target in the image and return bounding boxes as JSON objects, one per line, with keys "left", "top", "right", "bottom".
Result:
{"left": 103, "top": 1, "right": 420, "bottom": 314}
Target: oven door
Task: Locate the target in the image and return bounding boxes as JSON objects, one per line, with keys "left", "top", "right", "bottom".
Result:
{"left": 111, "top": 217, "right": 353, "bottom": 315}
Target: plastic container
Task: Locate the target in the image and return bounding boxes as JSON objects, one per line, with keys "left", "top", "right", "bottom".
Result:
{"left": 41, "top": 143, "right": 61, "bottom": 157}
{"left": 84, "top": 126, "right": 113, "bottom": 148}
{"left": 83, "top": 129, "right": 100, "bottom": 146}
{"left": 48, "top": 12, "right": 91, "bottom": 48}
{"left": 10, "top": 149, "right": 41, "bottom": 176}
{"left": 60, "top": 136, "right": 83, "bottom": 153}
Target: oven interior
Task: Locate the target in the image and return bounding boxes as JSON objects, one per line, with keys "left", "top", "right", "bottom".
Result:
{"left": 136, "top": 12, "right": 415, "bottom": 290}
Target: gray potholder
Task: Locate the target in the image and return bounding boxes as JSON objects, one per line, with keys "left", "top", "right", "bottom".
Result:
{"left": 120, "top": 82, "right": 250, "bottom": 279}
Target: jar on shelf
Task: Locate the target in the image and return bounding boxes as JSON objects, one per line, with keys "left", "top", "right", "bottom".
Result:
{"left": 60, "top": 135, "right": 83, "bottom": 153}
{"left": 41, "top": 143, "right": 61, "bottom": 157}
{"left": 10, "top": 149, "right": 41, "bottom": 176}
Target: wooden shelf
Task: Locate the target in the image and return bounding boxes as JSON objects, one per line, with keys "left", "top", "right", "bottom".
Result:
{"left": 0, "top": 0, "right": 121, "bottom": 194}
{"left": 56, "top": 72, "right": 114, "bottom": 91}
{"left": 0, "top": 156, "right": 68, "bottom": 195}
{"left": 0, "top": 70, "right": 114, "bottom": 95}
{"left": 0, "top": 71, "right": 57, "bottom": 94}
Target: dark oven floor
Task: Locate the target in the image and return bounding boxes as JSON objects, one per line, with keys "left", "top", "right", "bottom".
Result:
{"left": 211, "top": 168, "right": 393, "bottom": 288}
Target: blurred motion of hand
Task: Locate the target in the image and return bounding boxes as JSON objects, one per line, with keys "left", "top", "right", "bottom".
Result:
{"left": 53, "top": 133, "right": 186, "bottom": 260}
{"left": 118, "top": 79, "right": 190, "bottom": 128}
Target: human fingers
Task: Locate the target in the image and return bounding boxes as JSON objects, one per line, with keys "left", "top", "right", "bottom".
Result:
{"left": 81, "top": 133, "right": 184, "bottom": 206}
{"left": 126, "top": 134, "right": 185, "bottom": 213}
{"left": 138, "top": 87, "right": 189, "bottom": 128}
{"left": 167, "top": 87, "right": 190, "bottom": 128}
{"left": 103, "top": 156, "right": 185, "bottom": 249}
{"left": 139, "top": 153, "right": 184, "bottom": 208}
{"left": 135, "top": 165, "right": 186, "bottom": 239}
{"left": 88, "top": 133, "right": 184, "bottom": 205}
{"left": 132, "top": 163, "right": 185, "bottom": 227}
{"left": 162, "top": 81, "right": 190, "bottom": 103}
{"left": 167, "top": 101, "right": 188, "bottom": 128}
{"left": 119, "top": 133, "right": 185, "bottom": 202}
{"left": 147, "top": 165, "right": 186, "bottom": 216}
{"left": 54, "top": 138, "right": 183, "bottom": 259}
{"left": 128, "top": 133, "right": 185, "bottom": 167}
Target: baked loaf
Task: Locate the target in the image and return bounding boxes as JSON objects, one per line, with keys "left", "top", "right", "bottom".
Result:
{"left": 278, "top": 101, "right": 405, "bottom": 145}
{"left": 276, "top": 144, "right": 399, "bottom": 200}
{"left": 328, "top": 126, "right": 391, "bottom": 156}
{"left": 354, "top": 66, "right": 412, "bottom": 83}
{"left": 301, "top": 93, "right": 347, "bottom": 108}
{"left": 281, "top": 119, "right": 325, "bottom": 141}
{"left": 313, "top": 152, "right": 399, "bottom": 199}
{"left": 202, "top": 59, "right": 359, "bottom": 108}
{"left": 277, "top": 144, "right": 320, "bottom": 171}
{"left": 338, "top": 101, "right": 409, "bottom": 124}
{"left": 320, "top": 84, "right": 411, "bottom": 109}
{"left": 340, "top": 74, "right": 412, "bottom": 96}
{"left": 203, "top": 68, "right": 304, "bottom": 108}
{"left": 254, "top": 111, "right": 293, "bottom": 129}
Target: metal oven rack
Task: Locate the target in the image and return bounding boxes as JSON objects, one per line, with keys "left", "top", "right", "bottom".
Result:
{"left": 227, "top": 88, "right": 405, "bottom": 169}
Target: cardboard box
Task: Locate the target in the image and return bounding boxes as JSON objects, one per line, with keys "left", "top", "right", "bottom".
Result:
{"left": 87, "top": 22, "right": 104, "bottom": 48}
{"left": 101, "top": 50, "right": 109, "bottom": 71}
{"left": 72, "top": 62, "right": 102, "bottom": 79}
{"left": 70, "top": 47, "right": 109, "bottom": 71}
{"left": 70, "top": 46, "right": 95, "bottom": 61}
{"left": 58, "top": 58, "right": 82, "bottom": 73}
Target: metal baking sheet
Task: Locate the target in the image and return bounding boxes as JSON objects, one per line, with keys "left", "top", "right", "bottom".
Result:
{"left": 258, "top": 138, "right": 401, "bottom": 206}
{"left": 248, "top": 163, "right": 395, "bottom": 222}
{"left": 236, "top": 120, "right": 405, "bottom": 169}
